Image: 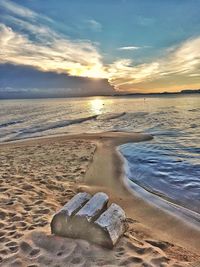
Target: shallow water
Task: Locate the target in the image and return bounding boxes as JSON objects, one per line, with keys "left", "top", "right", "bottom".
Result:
{"left": 0, "top": 95, "right": 200, "bottom": 214}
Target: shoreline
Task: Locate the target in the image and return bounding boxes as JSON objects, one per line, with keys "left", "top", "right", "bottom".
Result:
{"left": 80, "top": 132, "right": 200, "bottom": 253}
{"left": 119, "top": 147, "right": 200, "bottom": 227}
{"left": 1, "top": 131, "right": 200, "bottom": 266}
{"left": 2, "top": 131, "right": 200, "bottom": 225}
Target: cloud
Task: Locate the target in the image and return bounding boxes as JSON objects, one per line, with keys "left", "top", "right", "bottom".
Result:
{"left": 0, "top": 1, "right": 107, "bottom": 79}
{"left": 1, "top": 15, "right": 54, "bottom": 40}
{"left": 136, "top": 16, "right": 155, "bottom": 27}
{"left": 0, "top": 0, "right": 200, "bottom": 94}
{"left": 0, "top": 0, "right": 52, "bottom": 22}
{"left": 86, "top": 19, "right": 102, "bottom": 32}
{"left": 107, "top": 37, "right": 200, "bottom": 92}
{"left": 0, "top": 0, "right": 35, "bottom": 19}
{"left": 118, "top": 46, "right": 140, "bottom": 51}
{"left": 0, "top": 64, "right": 115, "bottom": 98}
{"left": 0, "top": 22, "right": 107, "bottom": 79}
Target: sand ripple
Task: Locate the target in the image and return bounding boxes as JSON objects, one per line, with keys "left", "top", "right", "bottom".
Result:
{"left": 0, "top": 140, "right": 96, "bottom": 265}
{"left": 0, "top": 138, "right": 199, "bottom": 266}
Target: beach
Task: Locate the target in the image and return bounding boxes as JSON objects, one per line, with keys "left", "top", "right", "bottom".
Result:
{"left": 0, "top": 132, "right": 200, "bottom": 267}
{"left": 1, "top": 0, "right": 200, "bottom": 265}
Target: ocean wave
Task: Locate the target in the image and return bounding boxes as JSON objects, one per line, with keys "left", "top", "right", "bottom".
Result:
{"left": 0, "top": 120, "right": 23, "bottom": 128}
{"left": 15, "top": 115, "right": 97, "bottom": 137}
{"left": 188, "top": 108, "right": 200, "bottom": 112}
{"left": 96, "top": 112, "right": 126, "bottom": 120}
{"left": 119, "top": 141, "right": 200, "bottom": 214}
{"left": 132, "top": 112, "right": 149, "bottom": 117}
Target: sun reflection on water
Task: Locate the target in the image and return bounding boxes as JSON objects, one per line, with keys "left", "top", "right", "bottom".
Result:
{"left": 89, "top": 98, "right": 104, "bottom": 115}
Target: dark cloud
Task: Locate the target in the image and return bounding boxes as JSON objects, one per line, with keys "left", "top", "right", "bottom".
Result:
{"left": 0, "top": 64, "right": 115, "bottom": 99}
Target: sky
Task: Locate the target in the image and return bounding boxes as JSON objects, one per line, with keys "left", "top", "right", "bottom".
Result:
{"left": 0, "top": 0, "right": 200, "bottom": 97}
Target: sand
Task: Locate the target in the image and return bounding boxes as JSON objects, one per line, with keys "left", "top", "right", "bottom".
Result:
{"left": 0, "top": 132, "right": 200, "bottom": 267}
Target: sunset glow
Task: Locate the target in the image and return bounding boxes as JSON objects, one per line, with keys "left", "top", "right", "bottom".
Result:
{"left": 0, "top": 0, "right": 200, "bottom": 97}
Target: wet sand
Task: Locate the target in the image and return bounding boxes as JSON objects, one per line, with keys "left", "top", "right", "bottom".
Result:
{"left": 0, "top": 132, "right": 200, "bottom": 267}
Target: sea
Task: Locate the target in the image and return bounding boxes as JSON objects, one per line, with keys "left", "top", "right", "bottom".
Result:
{"left": 0, "top": 95, "right": 200, "bottom": 215}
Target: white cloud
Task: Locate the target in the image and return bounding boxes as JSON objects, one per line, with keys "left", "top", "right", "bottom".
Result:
{"left": 118, "top": 46, "right": 140, "bottom": 51}
{"left": 136, "top": 16, "right": 155, "bottom": 27}
{"left": 0, "top": 0, "right": 35, "bottom": 19}
{"left": 85, "top": 19, "right": 102, "bottom": 32}
{"left": 2, "top": 15, "right": 54, "bottom": 39}
{"left": 0, "top": 23, "right": 107, "bottom": 78}
{"left": 108, "top": 37, "right": 200, "bottom": 91}
{"left": 0, "top": 1, "right": 107, "bottom": 79}
{"left": 0, "top": 0, "right": 52, "bottom": 22}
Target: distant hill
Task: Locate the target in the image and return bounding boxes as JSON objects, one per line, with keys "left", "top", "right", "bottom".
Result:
{"left": 180, "top": 89, "right": 200, "bottom": 94}
{"left": 114, "top": 89, "right": 200, "bottom": 96}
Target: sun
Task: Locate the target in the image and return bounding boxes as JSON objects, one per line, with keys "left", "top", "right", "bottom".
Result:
{"left": 80, "top": 68, "right": 108, "bottom": 79}
{"left": 68, "top": 65, "right": 108, "bottom": 79}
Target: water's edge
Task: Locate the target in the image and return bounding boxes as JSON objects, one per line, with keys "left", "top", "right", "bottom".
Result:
{"left": 117, "top": 147, "right": 200, "bottom": 229}
{"left": 1, "top": 96, "right": 199, "bottom": 221}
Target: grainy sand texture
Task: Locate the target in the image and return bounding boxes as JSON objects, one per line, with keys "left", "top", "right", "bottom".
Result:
{"left": 0, "top": 133, "right": 200, "bottom": 267}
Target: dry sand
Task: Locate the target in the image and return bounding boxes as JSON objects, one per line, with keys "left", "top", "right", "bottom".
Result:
{"left": 0, "top": 132, "right": 200, "bottom": 267}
